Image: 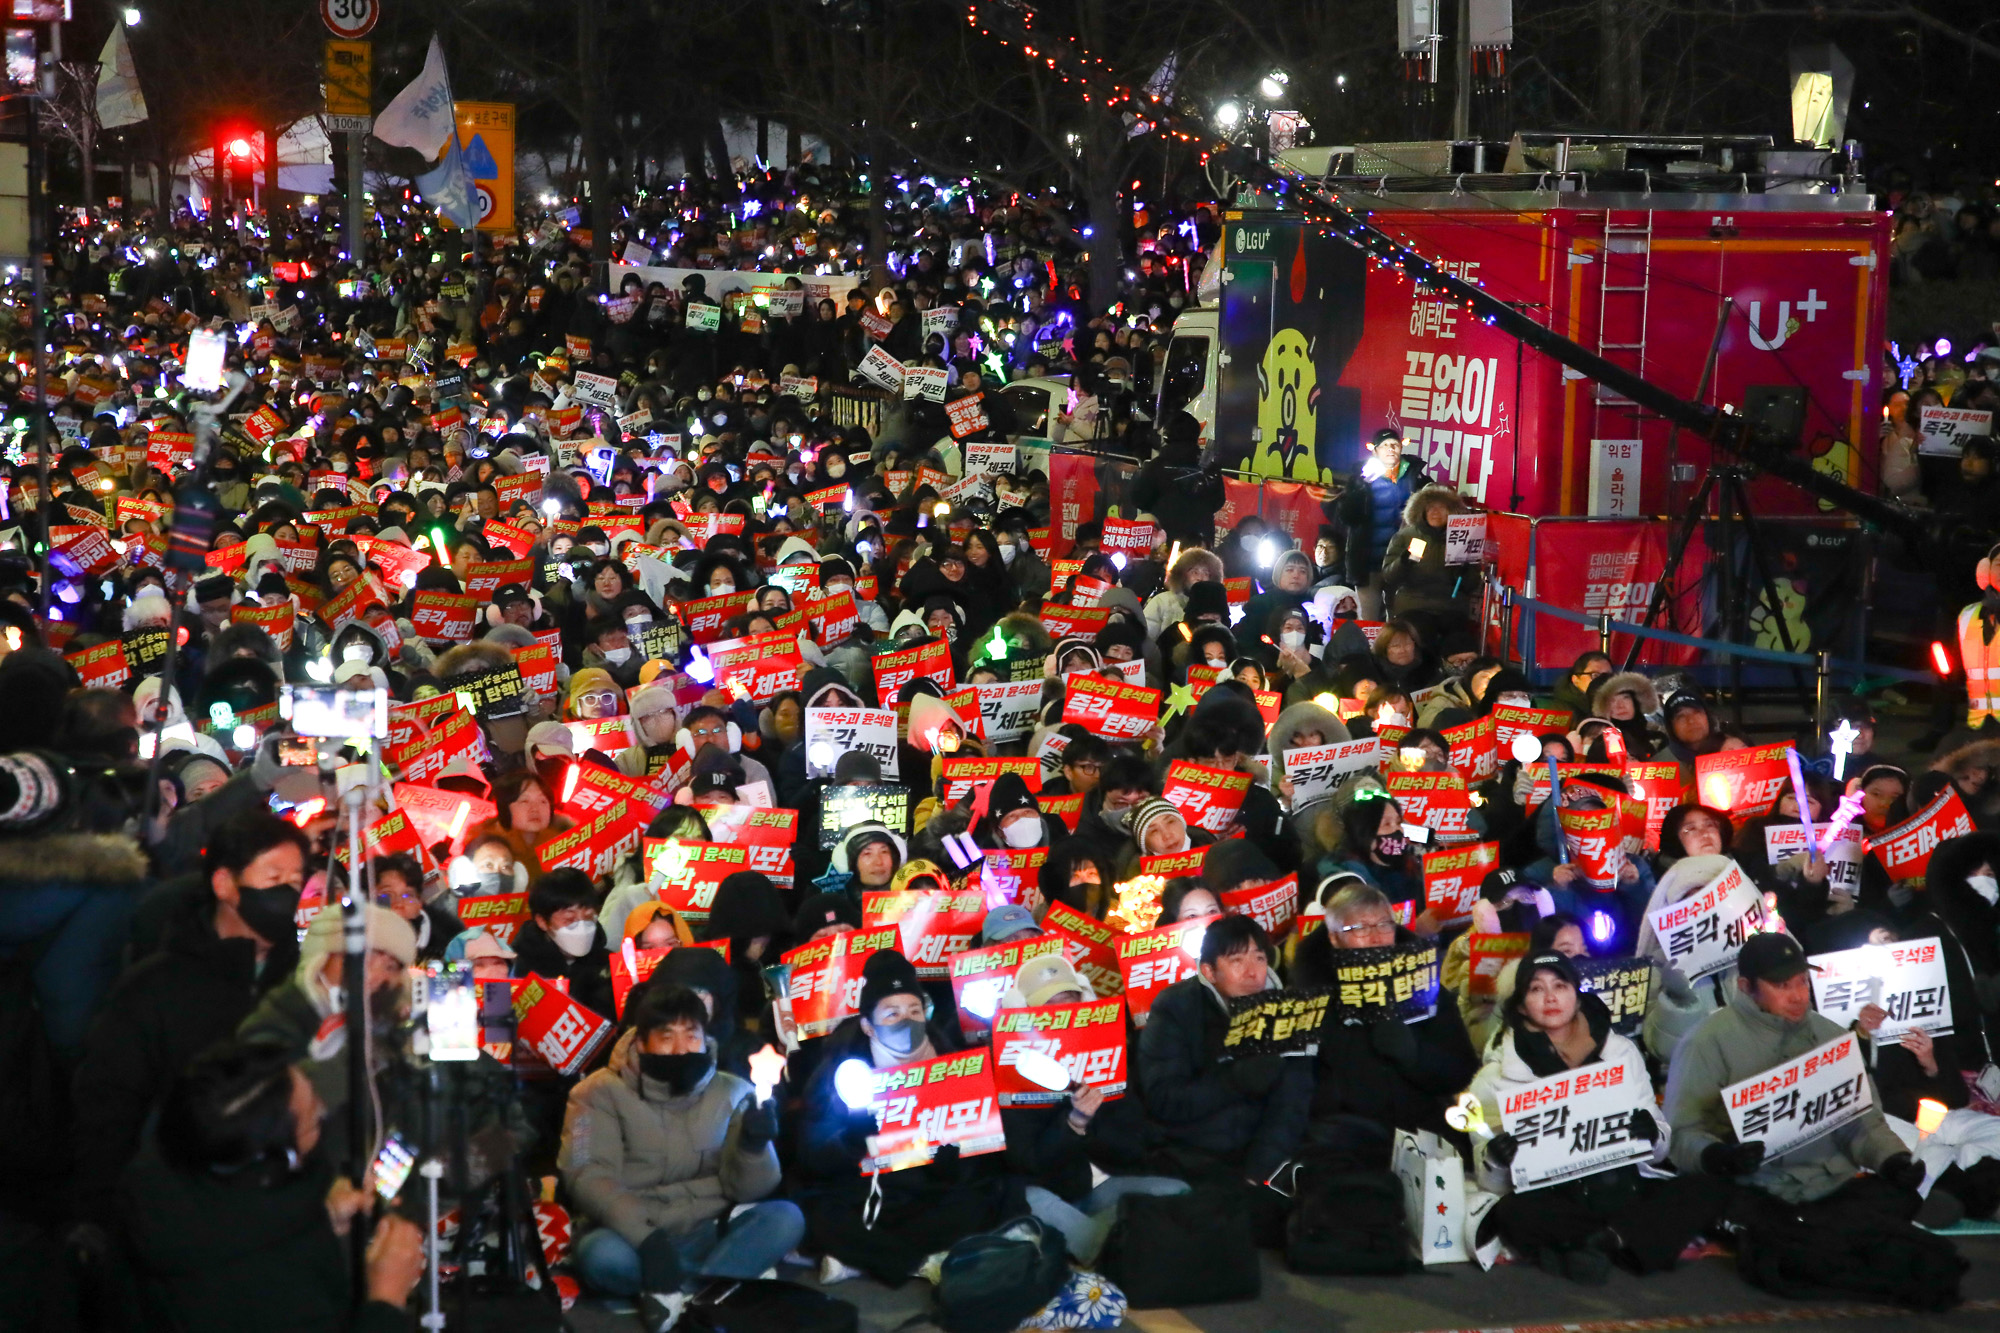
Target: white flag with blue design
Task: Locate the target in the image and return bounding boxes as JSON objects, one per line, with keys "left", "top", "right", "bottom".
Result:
{"left": 373, "top": 35, "right": 455, "bottom": 157}
{"left": 416, "top": 134, "right": 478, "bottom": 230}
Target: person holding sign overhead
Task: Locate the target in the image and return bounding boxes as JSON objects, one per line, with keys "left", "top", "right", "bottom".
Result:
{"left": 1468, "top": 952, "right": 1729, "bottom": 1282}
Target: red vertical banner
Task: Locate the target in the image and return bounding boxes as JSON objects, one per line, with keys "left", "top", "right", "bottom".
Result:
{"left": 1048, "top": 452, "right": 1097, "bottom": 558}
{"left": 1217, "top": 478, "right": 1260, "bottom": 537}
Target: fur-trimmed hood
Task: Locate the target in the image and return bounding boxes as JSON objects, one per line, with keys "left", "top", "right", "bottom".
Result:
{"left": 1936, "top": 739, "right": 2000, "bottom": 786}
{"left": 1591, "top": 671, "right": 1661, "bottom": 720}
{"left": 0, "top": 831, "right": 149, "bottom": 884}
{"left": 1401, "top": 483, "right": 1466, "bottom": 529}
{"left": 432, "top": 638, "right": 517, "bottom": 682}
{"left": 1166, "top": 547, "right": 1224, "bottom": 596}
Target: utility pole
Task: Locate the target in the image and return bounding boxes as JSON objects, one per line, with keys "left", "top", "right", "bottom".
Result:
{"left": 1452, "top": 0, "right": 1471, "bottom": 138}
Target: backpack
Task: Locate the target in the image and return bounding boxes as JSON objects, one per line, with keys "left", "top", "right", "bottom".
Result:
{"left": 682, "top": 1278, "right": 860, "bottom": 1333}
{"left": 1096, "top": 1185, "right": 1260, "bottom": 1308}
{"left": 932, "top": 1215, "right": 1071, "bottom": 1333}
{"left": 1284, "top": 1168, "right": 1414, "bottom": 1276}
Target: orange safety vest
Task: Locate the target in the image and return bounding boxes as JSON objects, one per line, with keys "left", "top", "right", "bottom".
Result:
{"left": 1959, "top": 603, "right": 2000, "bottom": 725}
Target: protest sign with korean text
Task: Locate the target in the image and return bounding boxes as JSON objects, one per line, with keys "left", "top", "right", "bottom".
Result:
{"left": 781, "top": 925, "right": 903, "bottom": 1040}
{"left": 1574, "top": 957, "right": 1654, "bottom": 1035}
{"left": 864, "top": 888, "right": 988, "bottom": 979}
{"left": 1808, "top": 939, "right": 1953, "bottom": 1039}
{"left": 1499, "top": 1053, "right": 1655, "bottom": 1191}
{"left": 1221, "top": 986, "right": 1332, "bottom": 1057}
{"left": 1161, "top": 760, "right": 1253, "bottom": 834}
{"left": 872, "top": 638, "right": 954, "bottom": 706}
{"left": 1220, "top": 874, "right": 1299, "bottom": 940}
{"left": 861, "top": 1048, "right": 1006, "bottom": 1172}
{"left": 950, "top": 935, "right": 1070, "bottom": 1042}
{"left": 1060, "top": 674, "right": 1160, "bottom": 742}
{"left": 1423, "top": 841, "right": 1501, "bottom": 923}
{"left": 803, "top": 706, "right": 898, "bottom": 780}
{"left": 511, "top": 975, "right": 613, "bottom": 1077}
{"left": 1694, "top": 742, "right": 1794, "bottom": 820}
{"left": 818, "top": 783, "right": 913, "bottom": 848}
{"left": 1330, "top": 939, "right": 1443, "bottom": 1025}
{"left": 993, "top": 998, "right": 1129, "bottom": 1106}
{"left": 1723, "top": 1032, "right": 1872, "bottom": 1159}
{"left": 1646, "top": 861, "right": 1768, "bottom": 981}
{"left": 1117, "top": 914, "right": 1217, "bottom": 1027}
{"left": 1870, "top": 787, "right": 1975, "bottom": 881}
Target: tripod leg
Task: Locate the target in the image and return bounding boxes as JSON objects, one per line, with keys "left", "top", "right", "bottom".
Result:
{"left": 1624, "top": 470, "right": 1716, "bottom": 672}
{"left": 1727, "top": 475, "right": 1815, "bottom": 717}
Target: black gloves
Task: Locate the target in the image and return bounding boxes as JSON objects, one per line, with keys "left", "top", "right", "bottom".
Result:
{"left": 1369, "top": 1017, "right": 1419, "bottom": 1068}
{"left": 930, "top": 1142, "right": 962, "bottom": 1178}
{"left": 1485, "top": 1132, "right": 1519, "bottom": 1168}
{"left": 1701, "top": 1140, "right": 1766, "bottom": 1178}
{"left": 1627, "top": 1108, "right": 1660, "bottom": 1144}
{"left": 1879, "top": 1152, "right": 1928, "bottom": 1191}
{"left": 739, "top": 1101, "right": 779, "bottom": 1151}
{"left": 1229, "top": 1054, "right": 1286, "bottom": 1098}
{"left": 636, "top": 1228, "right": 685, "bottom": 1294}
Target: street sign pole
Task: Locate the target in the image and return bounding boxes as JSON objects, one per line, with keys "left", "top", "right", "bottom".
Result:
{"left": 323, "top": 37, "right": 373, "bottom": 267}
{"left": 348, "top": 132, "right": 366, "bottom": 267}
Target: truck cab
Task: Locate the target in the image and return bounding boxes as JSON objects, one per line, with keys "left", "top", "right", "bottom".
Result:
{"left": 1154, "top": 306, "right": 1218, "bottom": 445}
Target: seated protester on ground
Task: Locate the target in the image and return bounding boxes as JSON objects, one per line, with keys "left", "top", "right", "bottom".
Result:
{"left": 1041, "top": 840, "right": 1119, "bottom": 920}
{"left": 72, "top": 811, "right": 312, "bottom": 1228}
{"left": 1653, "top": 802, "right": 1732, "bottom": 880}
{"left": 471, "top": 770, "right": 575, "bottom": 880}
{"left": 1249, "top": 605, "right": 1319, "bottom": 692}
{"left": 371, "top": 853, "right": 461, "bottom": 962}
{"left": 1663, "top": 934, "right": 1938, "bottom": 1216}
{"left": 1660, "top": 691, "right": 1724, "bottom": 768}
{"left": 512, "top": 868, "right": 615, "bottom": 1019}
{"left": 559, "top": 983, "right": 800, "bottom": 1315}
{"left": 1040, "top": 730, "right": 1109, "bottom": 799}
{"left": 1470, "top": 952, "right": 1731, "bottom": 1282}
{"left": 1633, "top": 852, "right": 1757, "bottom": 1063}
{"left": 1136, "top": 914, "right": 1310, "bottom": 1199}
{"left": 797, "top": 951, "right": 1023, "bottom": 1284}
{"left": 1918, "top": 831, "right": 2000, "bottom": 1045}
{"left": 1548, "top": 651, "right": 1614, "bottom": 728}
{"left": 676, "top": 703, "right": 775, "bottom": 795}
{"left": 1116, "top": 796, "right": 1212, "bottom": 882}
{"left": 1057, "top": 749, "right": 1160, "bottom": 870}
{"left": 1003, "top": 954, "right": 1190, "bottom": 1264}
{"left": 817, "top": 821, "right": 906, "bottom": 899}
{"left": 1589, "top": 671, "right": 1667, "bottom": 760}
{"left": 1320, "top": 789, "right": 1427, "bottom": 922}
{"left": 1370, "top": 618, "right": 1443, "bottom": 693}
{"left": 1521, "top": 771, "right": 1655, "bottom": 942}
{"left": 120, "top": 1040, "right": 425, "bottom": 1332}
{"left": 1292, "top": 883, "right": 1478, "bottom": 1165}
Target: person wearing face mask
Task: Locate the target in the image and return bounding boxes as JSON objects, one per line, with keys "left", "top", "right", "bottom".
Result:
{"left": 581, "top": 614, "right": 645, "bottom": 688}
{"left": 510, "top": 868, "right": 614, "bottom": 1019}
{"left": 799, "top": 950, "right": 1024, "bottom": 1285}
{"left": 972, "top": 771, "right": 1050, "bottom": 856}
{"left": 1322, "top": 791, "right": 1425, "bottom": 915}
{"left": 72, "top": 812, "right": 312, "bottom": 1229}
{"left": 560, "top": 984, "right": 798, "bottom": 1319}
{"left": 688, "top": 551, "right": 749, "bottom": 603}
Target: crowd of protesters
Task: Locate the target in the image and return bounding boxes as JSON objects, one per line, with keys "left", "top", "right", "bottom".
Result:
{"left": 0, "top": 168, "right": 1994, "bottom": 1333}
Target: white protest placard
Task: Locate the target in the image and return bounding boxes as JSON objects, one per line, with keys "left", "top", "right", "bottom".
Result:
{"left": 903, "top": 365, "right": 949, "bottom": 402}
{"left": 1808, "top": 939, "right": 1953, "bottom": 1039}
{"left": 685, "top": 303, "right": 721, "bottom": 333}
{"left": 963, "top": 441, "right": 1016, "bottom": 475}
{"left": 857, "top": 346, "right": 905, "bottom": 393}
{"left": 1498, "top": 1053, "right": 1656, "bottom": 1192}
{"left": 1918, "top": 405, "right": 1992, "bottom": 458}
{"left": 621, "top": 242, "right": 654, "bottom": 268}
{"left": 804, "top": 706, "right": 899, "bottom": 780}
{"left": 1763, "top": 822, "right": 1863, "bottom": 900}
{"left": 767, "top": 289, "right": 804, "bottom": 318}
{"left": 1444, "top": 511, "right": 1487, "bottom": 565}
{"left": 780, "top": 373, "right": 819, "bottom": 400}
{"left": 971, "top": 680, "right": 1045, "bottom": 744}
{"left": 922, "top": 306, "right": 958, "bottom": 340}
{"left": 1284, "top": 739, "right": 1383, "bottom": 808}
{"left": 1723, "top": 1031, "right": 1872, "bottom": 1159}
{"left": 1646, "top": 860, "right": 1768, "bottom": 980}
{"left": 570, "top": 371, "right": 618, "bottom": 409}
{"left": 939, "top": 473, "right": 992, "bottom": 507}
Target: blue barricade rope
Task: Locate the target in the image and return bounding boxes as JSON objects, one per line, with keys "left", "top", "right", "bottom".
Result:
{"left": 1503, "top": 591, "right": 1934, "bottom": 685}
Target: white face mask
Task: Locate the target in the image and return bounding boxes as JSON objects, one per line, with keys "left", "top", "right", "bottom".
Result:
{"left": 998, "top": 542, "right": 1018, "bottom": 564}
{"left": 585, "top": 542, "right": 608, "bottom": 557}
{"left": 1279, "top": 630, "right": 1305, "bottom": 650}
{"left": 1001, "top": 815, "right": 1043, "bottom": 848}
{"left": 332, "top": 460, "right": 350, "bottom": 473}
{"left": 602, "top": 646, "right": 631, "bottom": 665}
{"left": 1498, "top": 692, "right": 1533, "bottom": 708}
{"left": 1970, "top": 874, "right": 1999, "bottom": 907}
{"left": 827, "top": 460, "right": 845, "bottom": 478}
{"left": 553, "top": 920, "right": 597, "bottom": 957}
{"left": 710, "top": 582, "right": 735, "bottom": 597}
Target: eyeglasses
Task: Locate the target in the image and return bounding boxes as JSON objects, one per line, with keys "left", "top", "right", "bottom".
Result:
{"left": 1335, "top": 918, "right": 1396, "bottom": 935}
{"left": 1066, "top": 760, "right": 1102, "bottom": 774}
{"left": 577, "top": 691, "right": 620, "bottom": 713}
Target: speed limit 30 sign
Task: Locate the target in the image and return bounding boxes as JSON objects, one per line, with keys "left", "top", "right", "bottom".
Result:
{"left": 320, "top": 0, "right": 378, "bottom": 39}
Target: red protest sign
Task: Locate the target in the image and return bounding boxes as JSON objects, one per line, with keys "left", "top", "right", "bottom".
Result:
{"left": 453, "top": 892, "right": 532, "bottom": 947}
{"left": 1041, "top": 792, "right": 1085, "bottom": 833}
{"left": 1221, "top": 874, "right": 1299, "bottom": 939}
{"left": 992, "top": 998, "right": 1129, "bottom": 1106}
{"left": 944, "top": 392, "right": 990, "bottom": 440}
{"left": 231, "top": 600, "right": 295, "bottom": 652}
{"left": 493, "top": 473, "right": 542, "bottom": 511}
{"left": 562, "top": 764, "right": 670, "bottom": 829}
{"left": 1423, "top": 841, "right": 1501, "bottom": 923}
{"left": 781, "top": 925, "right": 903, "bottom": 1039}
{"left": 1040, "top": 901, "right": 1124, "bottom": 999}
{"left": 1625, "top": 761, "right": 1688, "bottom": 851}
{"left": 694, "top": 805, "right": 799, "bottom": 846}
{"left": 144, "top": 429, "right": 193, "bottom": 471}
{"left": 864, "top": 888, "right": 988, "bottom": 979}
{"left": 873, "top": 637, "right": 954, "bottom": 706}
{"left": 1694, "top": 742, "right": 1794, "bottom": 821}
{"left": 1468, "top": 932, "right": 1532, "bottom": 996}
{"left": 860, "top": 1048, "right": 1006, "bottom": 1172}
{"left": 512, "top": 644, "right": 559, "bottom": 699}
{"left": 1161, "top": 761, "right": 1253, "bottom": 834}
{"left": 537, "top": 796, "right": 649, "bottom": 880}
{"left": 978, "top": 847, "right": 1046, "bottom": 906}
{"left": 1099, "top": 517, "right": 1153, "bottom": 556}
{"left": 1440, "top": 713, "right": 1499, "bottom": 783}
{"left": 673, "top": 590, "right": 753, "bottom": 645}
{"left": 948, "top": 935, "right": 1070, "bottom": 1042}
{"left": 316, "top": 573, "right": 382, "bottom": 631}
{"left": 1061, "top": 675, "right": 1160, "bottom": 742}
{"left": 1117, "top": 914, "right": 1217, "bottom": 1027}
{"left": 1386, "top": 772, "right": 1473, "bottom": 838}
{"left": 645, "top": 839, "right": 795, "bottom": 918}
{"left": 510, "top": 974, "right": 613, "bottom": 1076}
{"left": 1491, "top": 704, "right": 1575, "bottom": 752}
{"left": 64, "top": 639, "right": 131, "bottom": 689}
{"left": 1140, "top": 846, "right": 1210, "bottom": 879}
{"left": 387, "top": 709, "right": 485, "bottom": 784}
{"left": 1557, "top": 806, "right": 1626, "bottom": 888}
{"left": 464, "top": 559, "right": 532, "bottom": 600}
{"left": 707, "top": 630, "right": 803, "bottom": 703}
{"left": 939, "top": 756, "right": 1040, "bottom": 804}
{"left": 411, "top": 589, "right": 477, "bottom": 642}
{"left": 387, "top": 693, "right": 460, "bottom": 752}
{"left": 483, "top": 522, "right": 536, "bottom": 559}
{"left": 804, "top": 589, "right": 860, "bottom": 646}
{"left": 51, "top": 526, "right": 120, "bottom": 578}
{"left": 1871, "top": 787, "right": 1975, "bottom": 881}
{"left": 1038, "top": 604, "right": 1111, "bottom": 640}
{"left": 391, "top": 783, "right": 496, "bottom": 855}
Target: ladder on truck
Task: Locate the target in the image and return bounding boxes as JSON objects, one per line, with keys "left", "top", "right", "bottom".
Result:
{"left": 1589, "top": 211, "right": 1655, "bottom": 451}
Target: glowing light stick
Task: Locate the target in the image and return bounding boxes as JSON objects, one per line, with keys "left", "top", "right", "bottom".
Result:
{"left": 749, "top": 1043, "right": 788, "bottom": 1103}
{"left": 1827, "top": 718, "right": 1859, "bottom": 781}
{"left": 1784, "top": 746, "right": 1815, "bottom": 850}
{"left": 1818, "top": 791, "right": 1866, "bottom": 854}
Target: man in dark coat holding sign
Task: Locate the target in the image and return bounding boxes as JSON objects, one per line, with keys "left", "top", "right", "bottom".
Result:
{"left": 1291, "top": 883, "right": 1477, "bottom": 1167}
